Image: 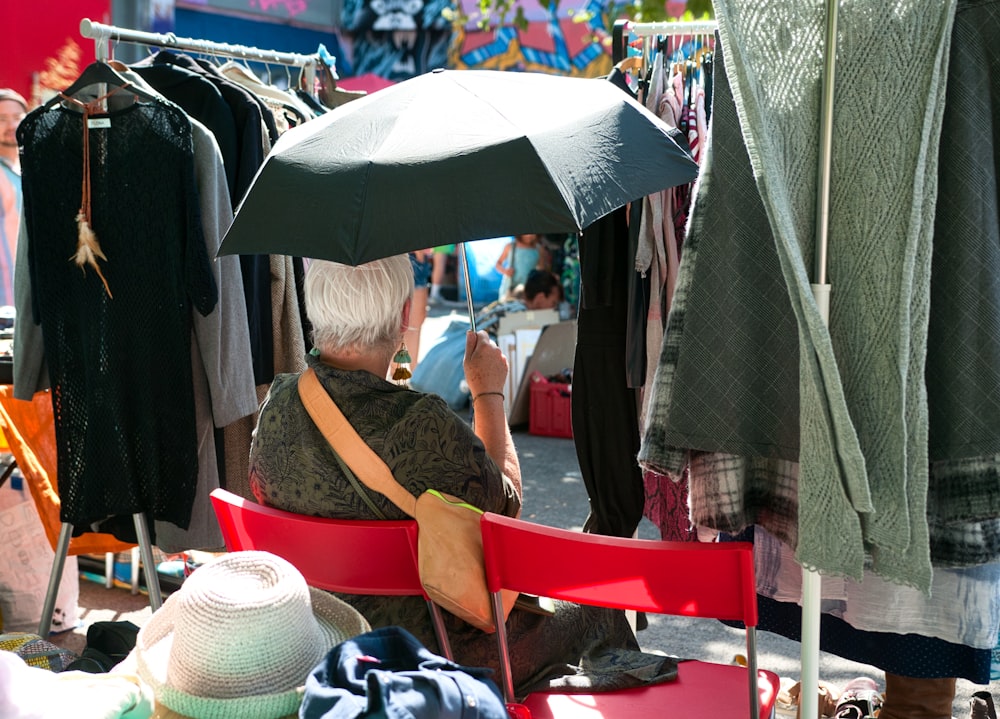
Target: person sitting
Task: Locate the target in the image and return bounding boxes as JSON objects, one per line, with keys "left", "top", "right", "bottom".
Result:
{"left": 474, "top": 268, "right": 564, "bottom": 334}
{"left": 248, "top": 255, "right": 677, "bottom": 698}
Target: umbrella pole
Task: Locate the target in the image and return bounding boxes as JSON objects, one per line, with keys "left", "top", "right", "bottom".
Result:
{"left": 459, "top": 243, "right": 477, "bottom": 333}
{"left": 801, "top": 0, "right": 839, "bottom": 717}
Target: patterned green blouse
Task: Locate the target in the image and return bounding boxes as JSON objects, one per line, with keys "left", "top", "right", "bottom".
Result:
{"left": 250, "top": 353, "right": 520, "bottom": 521}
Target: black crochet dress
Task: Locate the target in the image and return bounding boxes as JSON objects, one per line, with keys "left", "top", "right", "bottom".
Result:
{"left": 17, "top": 95, "right": 217, "bottom": 531}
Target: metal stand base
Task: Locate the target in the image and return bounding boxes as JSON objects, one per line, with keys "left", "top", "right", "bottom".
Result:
{"left": 37, "top": 512, "right": 163, "bottom": 637}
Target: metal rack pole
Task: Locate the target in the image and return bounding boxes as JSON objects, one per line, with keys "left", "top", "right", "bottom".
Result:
{"left": 800, "top": 1, "right": 840, "bottom": 718}
{"left": 79, "top": 18, "right": 318, "bottom": 90}
{"left": 38, "top": 513, "right": 163, "bottom": 637}
{"left": 623, "top": 19, "right": 720, "bottom": 36}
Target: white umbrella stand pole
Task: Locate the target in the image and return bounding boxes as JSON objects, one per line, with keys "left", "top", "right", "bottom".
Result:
{"left": 459, "top": 243, "right": 478, "bottom": 332}
{"left": 801, "top": 0, "right": 839, "bottom": 717}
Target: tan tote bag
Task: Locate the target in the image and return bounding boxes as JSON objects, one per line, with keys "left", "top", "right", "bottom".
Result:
{"left": 298, "top": 368, "right": 517, "bottom": 633}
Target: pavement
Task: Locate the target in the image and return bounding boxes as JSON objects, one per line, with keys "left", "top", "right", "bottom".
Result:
{"left": 46, "top": 300, "right": 987, "bottom": 717}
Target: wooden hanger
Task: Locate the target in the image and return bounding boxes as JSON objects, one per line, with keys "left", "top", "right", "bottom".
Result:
{"left": 615, "top": 55, "right": 644, "bottom": 75}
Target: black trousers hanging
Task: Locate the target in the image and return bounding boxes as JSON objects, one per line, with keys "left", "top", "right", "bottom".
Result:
{"left": 572, "top": 206, "right": 645, "bottom": 538}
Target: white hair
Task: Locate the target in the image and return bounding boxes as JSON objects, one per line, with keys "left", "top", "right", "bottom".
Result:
{"left": 305, "top": 255, "right": 414, "bottom": 355}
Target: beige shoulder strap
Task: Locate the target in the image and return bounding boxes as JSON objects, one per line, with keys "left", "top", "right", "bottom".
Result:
{"left": 297, "top": 368, "right": 418, "bottom": 518}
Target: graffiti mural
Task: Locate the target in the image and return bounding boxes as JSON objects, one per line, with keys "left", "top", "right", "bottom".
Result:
{"left": 342, "top": 0, "right": 452, "bottom": 80}
{"left": 449, "top": 0, "right": 613, "bottom": 78}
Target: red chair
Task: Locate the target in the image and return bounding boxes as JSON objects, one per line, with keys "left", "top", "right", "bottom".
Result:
{"left": 480, "top": 512, "right": 779, "bottom": 719}
{"left": 209, "top": 488, "right": 452, "bottom": 658}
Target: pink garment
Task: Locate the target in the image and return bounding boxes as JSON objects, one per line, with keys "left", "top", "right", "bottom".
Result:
{"left": 636, "top": 62, "right": 682, "bottom": 429}
{"left": 639, "top": 67, "right": 708, "bottom": 537}
{"left": 694, "top": 85, "right": 708, "bottom": 164}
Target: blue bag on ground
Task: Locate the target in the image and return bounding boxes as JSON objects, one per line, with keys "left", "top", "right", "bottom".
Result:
{"left": 410, "top": 320, "right": 471, "bottom": 410}
{"left": 300, "top": 626, "right": 507, "bottom": 719}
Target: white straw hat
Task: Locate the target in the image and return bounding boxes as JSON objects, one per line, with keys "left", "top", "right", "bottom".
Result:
{"left": 134, "top": 551, "right": 369, "bottom": 719}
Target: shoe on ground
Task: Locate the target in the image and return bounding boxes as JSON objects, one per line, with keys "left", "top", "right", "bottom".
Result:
{"left": 971, "top": 690, "right": 998, "bottom": 719}
{"left": 833, "top": 676, "right": 883, "bottom": 719}
{"left": 783, "top": 678, "right": 841, "bottom": 717}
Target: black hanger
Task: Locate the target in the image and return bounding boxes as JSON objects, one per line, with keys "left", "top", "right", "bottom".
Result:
{"left": 40, "top": 61, "right": 161, "bottom": 111}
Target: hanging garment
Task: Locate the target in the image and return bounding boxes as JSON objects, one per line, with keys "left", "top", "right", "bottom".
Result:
{"left": 574, "top": 205, "right": 645, "bottom": 538}
{"left": 222, "top": 253, "right": 307, "bottom": 502}
{"left": 136, "top": 51, "right": 280, "bottom": 386}
{"left": 636, "top": 51, "right": 699, "bottom": 541}
{"left": 641, "top": 0, "right": 959, "bottom": 590}
{"left": 15, "top": 86, "right": 217, "bottom": 530}
{"left": 136, "top": 51, "right": 269, "bottom": 209}
{"left": 130, "top": 62, "right": 241, "bottom": 207}
{"left": 13, "top": 69, "right": 258, "bottom": 549}
{"left": 116, "top": 65, "right": 258, "bottom": 549}
{"left": 194, "top": 58, "right": 280, "bottom": 146}
{"left": 743, "top": 3, "right": 1000, "bottom": 679}
{"left": 640, "top": 0, "right": 1000, "bottom": 682}
{"left": 639, "top": 35, "right": 802, "bottom": 547}
{"left": 218, "top": 62, "right": 317, "bottom": 129}
{"left": 923, "top": 0, "right": 1000, "bottom": 556}
{"left": 643, "top": 466, "right": 696, "bottom": 542}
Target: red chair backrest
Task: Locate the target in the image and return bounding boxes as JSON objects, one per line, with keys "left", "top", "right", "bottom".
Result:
{"left": 210, "top": 488, "right": 424, "bottom": 597}
{"left": 480, "top": 512, "right": 758, "bottom": 625}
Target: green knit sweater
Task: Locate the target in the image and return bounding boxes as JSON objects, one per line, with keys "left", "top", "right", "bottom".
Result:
{"left": 716, "top": 0, "right": 954, "bottom": 589}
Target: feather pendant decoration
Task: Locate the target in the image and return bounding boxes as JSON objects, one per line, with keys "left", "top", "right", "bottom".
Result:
{"left": 73, "top": 210, "right": 113, "bottom": 298}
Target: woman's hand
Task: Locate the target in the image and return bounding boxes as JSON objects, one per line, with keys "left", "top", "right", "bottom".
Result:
{"left": 463, "top": 330, "right": 507, "bottom": 399}
{"left": 463, "top": 330, "right": 521, "bottom": 498}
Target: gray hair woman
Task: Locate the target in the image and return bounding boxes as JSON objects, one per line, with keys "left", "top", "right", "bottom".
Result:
{"left": 249, "top": 255, "right": 676, "bottom": 699}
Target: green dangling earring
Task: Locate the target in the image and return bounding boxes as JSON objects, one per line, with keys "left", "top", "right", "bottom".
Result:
{"left": 392, "top": 342, "right": 412, "bottom": 386}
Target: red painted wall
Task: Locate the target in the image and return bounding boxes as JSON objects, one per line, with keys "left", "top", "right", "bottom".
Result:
{"left": 0, "top": 1, "right": 110, "bottom": 108}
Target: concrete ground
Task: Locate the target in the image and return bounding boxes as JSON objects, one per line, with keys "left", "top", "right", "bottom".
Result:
{"left": 46, "top": 301, "right": 991, "bottom": 717}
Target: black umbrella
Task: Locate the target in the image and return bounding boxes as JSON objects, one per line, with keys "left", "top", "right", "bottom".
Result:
{"left": 219, "top": 68, "right": 698, "bottom": 322}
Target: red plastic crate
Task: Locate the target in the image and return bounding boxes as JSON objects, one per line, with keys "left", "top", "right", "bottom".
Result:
{"left": 528, "top": 373, "right": 573, "bottom": 439}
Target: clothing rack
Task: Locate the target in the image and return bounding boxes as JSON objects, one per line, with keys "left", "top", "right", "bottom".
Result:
{"left": 78, "top": 18, "right": 318, "bottom": 92}
{"left": 612, "top": 18, "right": 718, "bottom": 66}
{"left": 40, "top": 18, "right": 323, "bottom": 636}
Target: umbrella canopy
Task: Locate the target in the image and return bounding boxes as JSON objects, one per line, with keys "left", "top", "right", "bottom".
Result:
{"left": 219, "top": 68, "right": 698, "bottom": 265}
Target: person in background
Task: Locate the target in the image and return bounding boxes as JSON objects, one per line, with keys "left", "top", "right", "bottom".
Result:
{"left": 495, "top": 233, "right": 551, "bottom": 302}
{"left": 0, "top": 89, "right": 27, "bottom": 307}
{"left": 248, "top": 255, "right": 677, "bottom": 698}
{"left": 428, "top": 244, "right": 455, "bottom": 305}
{"left": 476, "top": 269, "right": 563, "bottom": 334}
